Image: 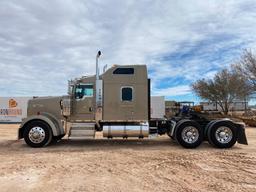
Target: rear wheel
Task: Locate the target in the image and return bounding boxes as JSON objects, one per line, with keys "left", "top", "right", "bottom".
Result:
{"left": 207, "top": 121, "right": 237, "bottom": 148}
{"left": 23, "top": 120, "right": 53, "bottom": 148}
{"left": 175, "top": 120, "right": 203, "bottom": 148}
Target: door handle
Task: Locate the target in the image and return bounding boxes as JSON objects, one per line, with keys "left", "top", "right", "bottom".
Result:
{"left": 89, "top": 107, "right": 93, "bottom": 112}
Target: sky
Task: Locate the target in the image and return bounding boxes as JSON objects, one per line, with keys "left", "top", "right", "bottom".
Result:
{"left": 0, "top": 0, "right": 256, "bottom": 102}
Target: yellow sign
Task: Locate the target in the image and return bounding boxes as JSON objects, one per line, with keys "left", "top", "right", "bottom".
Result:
{"left": 9, "top": 99, "right": 18, "bottom": 108}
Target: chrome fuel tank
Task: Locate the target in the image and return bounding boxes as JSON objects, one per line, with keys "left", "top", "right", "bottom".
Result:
{"left": 103, "top": 122, "right": 149, "bottom": 138}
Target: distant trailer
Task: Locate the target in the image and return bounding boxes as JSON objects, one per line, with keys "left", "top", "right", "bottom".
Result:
{"left": 0, "top": 97, "right": 31, "bottom": 123}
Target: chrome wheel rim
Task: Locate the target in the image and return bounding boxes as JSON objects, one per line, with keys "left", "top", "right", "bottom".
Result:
{"left": 29, "top": 127, "right": 46, "bottom": 143}
{"left": 181, "top": 126, "right": 199, "bottom": 144}
{"left": 215, "top": 126, "right": 233, "bottom": 144}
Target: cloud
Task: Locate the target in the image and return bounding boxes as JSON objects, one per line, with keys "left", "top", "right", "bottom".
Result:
{"left": 153, "top": 85, "right": 191, "bottom": 97}
{"left": 0, "top": 0, "right": 256, "bottom": 100}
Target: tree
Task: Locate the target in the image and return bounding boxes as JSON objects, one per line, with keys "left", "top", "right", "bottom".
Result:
{"left": 234, "top": 50, "right": 256, "bottom": 89}
{"left": 192, "top": 69, "right": 252, "bottom": 115}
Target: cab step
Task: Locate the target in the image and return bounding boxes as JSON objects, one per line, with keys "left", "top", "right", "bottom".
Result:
{"left": 68, "top": 123, "right": 96, "bottom": 139}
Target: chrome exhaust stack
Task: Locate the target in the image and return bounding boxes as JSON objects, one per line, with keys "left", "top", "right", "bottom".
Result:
{"left": 95, "top": 51, "right": 103, "bottom": 121}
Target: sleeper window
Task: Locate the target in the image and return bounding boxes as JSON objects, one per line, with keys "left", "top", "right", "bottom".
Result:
{"left": 113, "top": 68, "right": 134, "bottom": 74}
{"left": 121, "top": 87, "right": 133, "bottom": 101}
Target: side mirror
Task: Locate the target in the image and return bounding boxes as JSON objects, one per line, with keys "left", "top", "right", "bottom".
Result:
{"left": 68, "top": 80, "right": 74, "bottom": 95}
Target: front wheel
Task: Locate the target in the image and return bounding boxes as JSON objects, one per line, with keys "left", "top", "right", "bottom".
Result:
{"left": 207, "top": 121, "right": 237, "bottom": 148}
{"left": 175, "top": 120, "right": 203, "bottom": 148}
{"left": 23, "top": 120, "right": 53, "bottom": 148}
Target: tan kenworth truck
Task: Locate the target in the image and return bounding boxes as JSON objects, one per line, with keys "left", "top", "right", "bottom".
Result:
{"left": 18, "top": 51, "right": 248, "bottom": 148}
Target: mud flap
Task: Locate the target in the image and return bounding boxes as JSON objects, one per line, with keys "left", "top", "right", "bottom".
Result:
{"left": 236, "top": 125, "right": 248, "bottom": 145}
{"left": 18, "top": 128, "right": 23, "bottom": 139}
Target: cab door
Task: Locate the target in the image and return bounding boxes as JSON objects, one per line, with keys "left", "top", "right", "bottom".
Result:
{"left": 72, "top": 83, "right": 94, "bottom": 121}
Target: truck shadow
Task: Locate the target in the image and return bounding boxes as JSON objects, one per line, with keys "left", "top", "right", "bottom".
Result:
{"left": 52, "top": 139, "right": 242, "bottom": 150}
{"left": 1, "top": 139, "right": 242, "bottom": 154}
{"left": 57, "top": 138, "right": 179, "bottom": 148}
{"left": 32, "top": 138, "right": 213, "bottom": 151}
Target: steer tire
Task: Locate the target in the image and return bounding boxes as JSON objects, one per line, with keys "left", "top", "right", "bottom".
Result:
{"left": 207, "top": 121, "right": 237, "bottom": 148}
{"left": 23, "top": 120, "right": 53, "bottom": 148}
{"left": 175, "top": 120, "right": 203, "bottom": 148}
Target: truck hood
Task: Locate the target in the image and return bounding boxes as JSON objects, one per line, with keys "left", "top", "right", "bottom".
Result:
{"left": 27, "top": 96, "right": 65, "bottom": 118}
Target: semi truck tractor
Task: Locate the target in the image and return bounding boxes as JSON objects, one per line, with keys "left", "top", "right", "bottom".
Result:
{"left": 18, "top": 52, "right": 248, "bottom": 148}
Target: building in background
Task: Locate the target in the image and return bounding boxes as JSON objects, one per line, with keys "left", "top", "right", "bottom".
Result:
{"left": 165, "top": 100, "right": 249, "bottom": 117}
{"left": 0, "top": 97, "right": 31, "bottom": 123}
{"left": 200, "top": 100, "right": 248, "bottom": 112}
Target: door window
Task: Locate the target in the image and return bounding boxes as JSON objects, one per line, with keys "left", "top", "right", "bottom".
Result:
{"left": 75, "top": 84, "right": 93, "bottom": 99}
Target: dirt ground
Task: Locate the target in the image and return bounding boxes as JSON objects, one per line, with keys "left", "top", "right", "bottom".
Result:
{"left": 0, "top": 124, "right": 255, "bottom": 192}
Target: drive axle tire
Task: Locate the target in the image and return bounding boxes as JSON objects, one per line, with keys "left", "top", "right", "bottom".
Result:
{"left": 175, "top": 120, "right": 203, "bottom": 148}
{"left": 23, "top": 120, "right": 53, "bottom": 148}
{"left": 207, "top": 121, "right": 237, "bottom": 148}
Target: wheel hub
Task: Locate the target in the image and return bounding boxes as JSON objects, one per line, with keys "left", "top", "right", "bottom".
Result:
{"left": 32, "top": 132, "right": 40, "bottom": 139}
{"left": 215, "top": 126, "right": 233, "bottom": 144}
{"left": 186, "top": 131, "right": 193, "bottom": 137}
{"left": 29, "top": 127, "right": 46, "bottom": 143}
{"left": 182, "top": 126, "right": 199, "bottom": 144}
